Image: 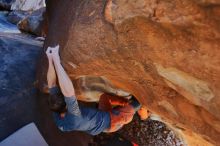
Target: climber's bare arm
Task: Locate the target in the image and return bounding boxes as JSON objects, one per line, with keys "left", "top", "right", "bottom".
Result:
{"left": 47, "top": 45, "right": 81, "bottom": 116}
{"left": 50, "top": 45, "right": 76, "bottom": 97}
{"left": 46, "top": 47, "right": 57, "bottom": 88}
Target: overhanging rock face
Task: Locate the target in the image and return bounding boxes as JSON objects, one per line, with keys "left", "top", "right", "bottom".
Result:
{"left": 37, "top": 0, "right": 220, "bottom": 145}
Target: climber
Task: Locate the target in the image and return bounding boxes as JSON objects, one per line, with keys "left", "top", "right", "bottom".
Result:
{"left": 46, "top": 45, "right": 149, "bottom": 135}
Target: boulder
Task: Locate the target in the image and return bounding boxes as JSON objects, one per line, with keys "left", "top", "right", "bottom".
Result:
{"left": 0, "top": 33, "right": 43, "bottom": 140}
{"left": 37, "top": 0, "right": 220, "bottom": 145}
{"left": 0, "top": 0, "right": 14, "bottom": 10}
{"left": 0, "top": 11, "right": 20, "bottom": 33}
{"left": 11, "top": 0, "right": 45, "bottom": 11}
{"left": 7, "top": 10, "right": 31, "bottom": 25}
{"left": 17, "top": 7, "right": 47, "bottom": 37}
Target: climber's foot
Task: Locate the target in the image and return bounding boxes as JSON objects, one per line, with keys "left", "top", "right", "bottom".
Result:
{"left": 138, "top": 105, "right": 150, "bottom": 120}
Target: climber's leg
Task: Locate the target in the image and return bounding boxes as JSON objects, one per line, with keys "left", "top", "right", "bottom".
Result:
{"left": 98, "top": 93, "right": 113, "bottom": 111}
{"left": 105, "top": 97, "right": 141, "bottom": 132}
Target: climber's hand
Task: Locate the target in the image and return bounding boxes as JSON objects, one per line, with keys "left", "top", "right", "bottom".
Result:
{"left": 50, "top": 45, "right": 61, "bottom": 62}
{"left": 46, "top": 47, "right": 52, "bottom": 58}
{"left": 51, "top": 45, "right": 60, "bottom": 57}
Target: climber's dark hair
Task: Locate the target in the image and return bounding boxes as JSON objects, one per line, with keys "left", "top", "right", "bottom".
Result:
{"left": 48, "top": 93, "right": 67, "bottom": 113}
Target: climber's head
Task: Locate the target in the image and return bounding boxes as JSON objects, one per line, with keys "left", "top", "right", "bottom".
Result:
{"left": 48, "top": 93, "right": 67, "bottom": 114}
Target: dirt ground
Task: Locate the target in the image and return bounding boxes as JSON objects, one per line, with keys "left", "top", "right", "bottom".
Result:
{"left": 92, "top": 115, "right": 184, "bottom": 146}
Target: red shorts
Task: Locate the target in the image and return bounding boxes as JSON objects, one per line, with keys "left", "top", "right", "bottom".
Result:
{"left": 99, "top": 94, "right": 135, "bottom": 132}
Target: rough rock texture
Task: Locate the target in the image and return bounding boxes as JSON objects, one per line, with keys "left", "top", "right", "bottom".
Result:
{"left": 93, "top": 117, "right": 184, "bottom": 146}
{"left": 37, "top": 0, "right": 220, "bottom": 145}
{"left": 0, "top": 0, "right": 45, "bottom": 11}
{"left": 7, "top": 10, "right": 31, "bottom": 24}
{"left": 0, "top": 11, "right": 20, "bottom": 33}
{"left": 11, "top": 0, "right": 45, "bottom": 11}
{"left": 0, "top": 32, "right": 42, "bottom": 140}
{"left": 18, "top": 7, "right": 47, "bottom": 37}
{"left": 0, "top": 0, "right": 14, "bottom": 10}
{"left": 72, "top": 75, "right": 131, "bottom": 102}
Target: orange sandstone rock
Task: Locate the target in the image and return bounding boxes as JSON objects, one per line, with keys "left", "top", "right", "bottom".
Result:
{"left": 37, "top": 0, "right": 220, "bottom": 145}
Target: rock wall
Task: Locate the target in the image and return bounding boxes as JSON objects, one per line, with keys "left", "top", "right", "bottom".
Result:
{"left": 37, "top": 0, "right": 220, "bottom": 145}
{"left": 11, "top": 0, "right": 45, "bottom": 11}
{"left": 17, "top": 7, "right": 47, "bottom": 36}
{"left": 0, "top": 0, "right": 14, "bottom": 10}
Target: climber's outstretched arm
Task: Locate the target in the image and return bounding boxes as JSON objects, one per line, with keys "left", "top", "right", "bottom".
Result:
{"left": 48, "top": 45, "right": 81, "bottom": 116}
{"left": 50, "top": 45, "right": 75, "bottom": 97}
{"left": 46, "top": 47, "right": 57, "bottom": 89}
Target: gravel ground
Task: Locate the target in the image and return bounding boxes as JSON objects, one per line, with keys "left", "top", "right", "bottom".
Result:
{"left": 92, "top": 115, "right": 184, "bottom": 146}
